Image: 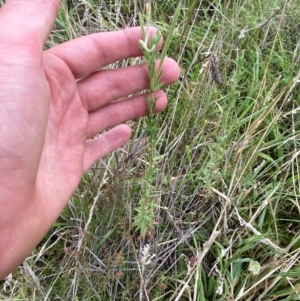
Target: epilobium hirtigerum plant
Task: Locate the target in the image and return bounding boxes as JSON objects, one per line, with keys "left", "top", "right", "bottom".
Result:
{"left": 133, "top": 2, "right": 181, "bottom": 238}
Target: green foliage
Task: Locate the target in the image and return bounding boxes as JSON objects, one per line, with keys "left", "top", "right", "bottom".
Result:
{"left": 133, "top": 1, "right": 181, "bottom": 241}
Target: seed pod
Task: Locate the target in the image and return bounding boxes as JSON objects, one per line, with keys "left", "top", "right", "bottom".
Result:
{"left": 210, "top": 54, "right": 222, "bottom": 84}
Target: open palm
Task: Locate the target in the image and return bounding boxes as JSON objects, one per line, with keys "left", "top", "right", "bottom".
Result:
{"left": 0, "top": 0, "right": 179, "bottom": 278}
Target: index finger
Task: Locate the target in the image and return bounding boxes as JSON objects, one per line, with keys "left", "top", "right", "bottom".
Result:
{"left": 45, "top": 27, "right": 162, "bottom": 79}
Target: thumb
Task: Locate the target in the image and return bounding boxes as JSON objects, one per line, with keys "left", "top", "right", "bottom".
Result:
{"left": 0, "top": 0, "right": 59, "bottom": 49}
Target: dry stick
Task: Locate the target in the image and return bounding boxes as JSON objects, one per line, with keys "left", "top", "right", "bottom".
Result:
{"left": 213, "top": 187, "right": 287, "bottom": 301}
{"left": 214, "top": 185, "right": 284, "bottom": 251}
{"left": 171, "top": 229, "right": 221, "bottom": 301}
{"left": 256, "top": 248, "right": 300, "bottom": 301}
{"left": 234, "top": 207, "right": 283, "bottom": 252}
{"left": 236, "top": 248, "right": 300, "bottom": 301}
{"left": 170, "top": 187, "right": 230, "bottom": 301}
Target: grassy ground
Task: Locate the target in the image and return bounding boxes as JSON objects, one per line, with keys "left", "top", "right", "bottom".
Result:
{"left": 1, "top": 0, "right": 300, "bottom": 300}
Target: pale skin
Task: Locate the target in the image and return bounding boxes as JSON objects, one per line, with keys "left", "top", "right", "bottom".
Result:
{"left": 0, "top": 0, "right": 180, "bottom": 279}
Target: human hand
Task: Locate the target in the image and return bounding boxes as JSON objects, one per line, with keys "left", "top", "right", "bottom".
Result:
{"left": 0, "top": 0, "right": 180, "bottom": 278}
